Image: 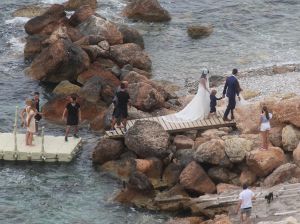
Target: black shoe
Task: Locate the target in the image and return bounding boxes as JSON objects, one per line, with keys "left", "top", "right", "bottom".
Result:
{"left": 65, "top": 136, "right": 68, "bottom": 142}
{"left": 73, "top": 134, "right": 79, "bottom": 138}
{"left": 223, "top": 117, "right": 231, "bottom": 122}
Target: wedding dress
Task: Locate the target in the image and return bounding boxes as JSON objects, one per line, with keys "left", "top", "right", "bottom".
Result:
{"left": 163, "top": 78, "right": 210, "bottom": 122}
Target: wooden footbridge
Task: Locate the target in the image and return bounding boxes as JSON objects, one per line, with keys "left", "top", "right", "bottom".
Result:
{"left": 105, "top": 111, "right": 236, "bottom": 138}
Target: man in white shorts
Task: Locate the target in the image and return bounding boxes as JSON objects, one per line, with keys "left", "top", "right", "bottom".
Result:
{"left": 236, "top": 184, "right": 256, "bottom": 224}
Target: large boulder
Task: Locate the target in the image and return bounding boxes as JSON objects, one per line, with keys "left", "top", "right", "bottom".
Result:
{"left": 69, "top": 5, "right": 94, "bottom": 26}
{"left": 194, "top": 139, "right": 231, "bottom": 167}
{"left": 77, "top": 15, "right": 123, "bottom": 45}
{"left": 24, "top": 34, "right": 47, "bottom": 60}
{"left": 239, "top": 169, "right": 257, "bottom": 186}
{"left": 25, "top": 39, "right": 90, "bottom": 83}
{"left": 173, "top": 135, "right": 194, "bottom": 150}
{"left": 174, "top": 149, "right": 195, "bottom": 167}
{"left": 123, "top": 0, "right": 171, "bottom": 22}
{"left": 269, "top": 126, "right": 283, "bottom": 147}
{"left": 263, "top": 163, "right": 300, "bottom": 187}
{"left": 282, "top": 125, "right": 300, "bottom": 151}
{"left": 12, "top": 5, "right": 50, "bottom": 18}
{"left": 92, "top": 138, "right": 124, "bottom": 165}
{"left": 118, "top": 24, "right": 144, "bottom": 49}
{"left": 110, "top": 43, "right": 152, "bottom": 71}
{"left": 235, "top": 103, "right": 261, "bottom": 134}
{"left": 128, "top": 171, "right": 154, "bottom": 193}
{"left": 101, "top": 158, "right": 136, "bottom": 180}
{"left": 293, "top": 142, "right": 300, "bottom": 167}
{"left": 125, "top": 120, "right": 170, "bottom": 158}
{"left": 127, "top": 82, "right": 165, "bottom": 111}
{"left": 24, "top": 4, "right": 66, "bottom": 35}
{"left": 207, "top": 167, "right": 231, "bottom": 183}
{"left": 224, "top": 137, "right": 253, "bottom": 163}
{"left": 187, "top": 24, "right": 213, "bottom": 39}
{"left": 179, "top": 161, "right": 216, "bottom": 194}
{"left": 53, "top": 80, "right": 81, "bottom": 95}
{"left": 64, "top": 0, "right": 97, "bottom": 10}
{"left": 42, "top": 95, "right": 107, "bottom": 130}
{"left": 246, "top": 147, "right": 286, "bottom": 177}
{"left": 78, "top": 76, "right": 103, "bottom": 103}
{"left": 135, "top": 158, "right": 163, "bottom": 187}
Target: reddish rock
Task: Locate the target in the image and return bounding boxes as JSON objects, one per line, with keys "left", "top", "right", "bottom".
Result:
{"left": 42, "top": 95, "right": 107, "bottom": 130}
{"left": 101, "top": 158, "right": 136, "bottom": 180}
{"left": 92, "top": 138, "right": 124, "bottom": 164}
{"left": 74, "top": 35, "right": 104, "bottom": 46}
{"left": 110, "top": 43, "right": 151, "bottom": 71}
{"left": 26, "top": 39, "right": 90, "bottom": 83}
{"left": 78, "top": 15, "right": 123, "bottom": 45}
{"left": 179, "top": 161, "right": 216, "bottom": 194}
{"left": 64, "top": 0, "right": 97, "bottom": 10}
{"left": 127, "top": 82, "right": 165, "bottom": 111}
{"left": 239, "top": 169, "right": 257, "bottom": 186}
{"left": 135, "top": 158, "right": 163, "bottom": 187}
{"left": 208, "top": 167, "right": 231, "bottom": 183}
{"left": 263, "top": 163, "right": 300, "bottom": 187}
{"left": 24, "top": 34, "right": 47, "bottom": 60}
{"left": 66, "top": 26, "right": 84, "bottom": 42}
{"left": 24, "top": 4, "right": 66, "bottom": 35}
{"left": 174, "top": 135, "right": 194, "bottom": 150}
{"left": 69, "top": 5, "right": 94, "bottom": 26}
{"left": 282, "top": 125, "right": 300, "bottom": 151}
{"left": 118, "top": 24, "right": 144, "bottom": 49}
{"left": 213, "top": 215, "right": 232, "bottom": 224}
{"left": 269, "top": 126, "right": 283, "bottom": 147}
{"left": 194, "top": 136, "right": 210, "bottom": 149}
{"left": 216, "top": 183, "right": 240, "bottom": 194}
{"left": 194, "top": 139, "right": 231, "bottom": 167}
{"left": 293, "top": 142, "right": 300, "bottom": 167}
{"left": 123, "top": 0, "right": 171, "bottom": 22}
{"left": 201, "top": 129, "right": 227, "bottom": 140}
{"left": 246, "top": 147, "right": 286, "bottom": 177}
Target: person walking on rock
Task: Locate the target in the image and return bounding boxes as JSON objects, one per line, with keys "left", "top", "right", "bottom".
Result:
{"left": 222, "top": 68, "right": 240, "bottom": 121}
{"left": 62, "top": 95, "right": 81, "bottom": 142}
{"left": 236, "top": 184, "right": 256, "bottom": 224}
{"left": 259, "top": 105, "right": 272, "bottom": 150}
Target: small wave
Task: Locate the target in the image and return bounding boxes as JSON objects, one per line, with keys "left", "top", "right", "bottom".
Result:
{"left": 40, "top": 0, "right": 65, "bottom": 4}
{"left": 6, "top": 37, "right": 26, "bottom": 53}
{"left": 5, "top": 17, "right": 30, "bottom": 25}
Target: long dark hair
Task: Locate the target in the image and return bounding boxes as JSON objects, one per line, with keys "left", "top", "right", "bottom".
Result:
{"left": 262, "top": 106, "right": 270, "bottom": 120}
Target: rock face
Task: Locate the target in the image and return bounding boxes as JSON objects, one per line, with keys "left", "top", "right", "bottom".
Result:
{"left": 187, "top": 25, "right": 213, "bottom": 39}
{"left": 179, "top": 161, "right": 216, "bottom": 194}
{"left": 128, "top": 171, "right": 154, "bottom": 193}
{"left": 13, "top": 5, "right": 50, "bottom": 18}
{"left": 24, "top": 4, "right": 66, "bottom": 35}
{"left": 24, "top": 34, "right": 47, "bottom": 60}
{"left": 101, "top": 158, "right": 136, "bottom": 180}
{"left": 235, "top": 103, "right": 261, "bottom": 134}
{"left": 239, "top": 169, "right": 257, "bottom": 186}
{"left": 110, "top": 43, "right": 152, "bottom": 71}
{"left": 293, "top": 143, "right": 300, "bottom": 167}
{"left": 123, "top": 0, "right": 171, "bottom": 22}
{"left": 246, "top": 147, "right": 286, "bottom": 177}
{"left": 263, "top": 163, "right": 300, "bottom": 187}
{"left": 282, "top": 125, "right": 300, "bottom": 151}
{"left": 125, "top": 120, "right": 170, "bottom": 158}
{"left": 42, "top": 95, "right": 107, "bottom": 130}
{"left": 78, "top": 15, "right": 123, "bottom": 45}
{"left": 166, "top": 217, "right": 204, "bottom": 224}
{"left": 216, "top": 183, "right": 240, "bottom": 194}
{"left": 127, "top": 82, "right": 165, "bottom": 111}
{"left": 26, "top": 39, "right": 90, "bottom": 83}
{"left": 69, "top": 5, "right": 94, "bottom": 26}
{"left": 53, "top": 80, "right": 81, "bottom": 95}
{"left": 173, "top": 135, "right": 194, "bottom": 150}
{"left": 162, "top": 163, "right": 183, "bottom": 187}
{"left": 208, "top": 167, "right": 231, "bottom": 183}
{"left": 224, "top": 137, "right": 253, "bottom": 163}
{"left": 64, "top": 0, "right": 97, "bottom": 10}
{"left": 269, "top": 126, "right": 283, "bottom": 147}
{"left": 118, "top": 25, "right": 144, "bottom": 49}
{"left": 194, "top": 139, "right": 231, "bottom": 167}
{"left": 92, "top": 138, "right": 124, "bottom": 165}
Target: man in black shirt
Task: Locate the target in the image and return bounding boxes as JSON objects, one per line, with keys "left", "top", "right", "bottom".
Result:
{"left": 111, "top": 82, "right": 130, "bottom": 131}
{"left": 33, "top": 92, "right": 42, "bottom": 133}
{"left": 62, "top": 95, "right": 81, "bottom": 142}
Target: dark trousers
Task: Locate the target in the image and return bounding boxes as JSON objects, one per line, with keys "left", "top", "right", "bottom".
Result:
{"left": 223, "top": 96, "right": 236, "bottom": 119}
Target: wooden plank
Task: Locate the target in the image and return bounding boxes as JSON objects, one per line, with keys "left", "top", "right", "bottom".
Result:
{"left": 201, "top": 119, "right": 209, "bottom": 127}
{"left": 211, "top": 115, "right": 221, "bottom": 126}
{"left": 205, "top": 117, "right": 214, "bottom": 126}
{"left": 156, "top": 117, "right": 168, "bottom": 130}
{"left": 160, "top": 117, "right": 173, "bottom": 131}
{"left": 128, "top": 120, "right": 135, "bottom": 127}
{"left": 195, "top": 119, "right": 205, "bottom": 128}
{"left": 114, "top": 128, "right": 123, "bottom": 136}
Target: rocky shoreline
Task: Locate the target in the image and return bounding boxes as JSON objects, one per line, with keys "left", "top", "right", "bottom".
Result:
{"left": 17, "top": 1, "right": 300, "bottom": 223}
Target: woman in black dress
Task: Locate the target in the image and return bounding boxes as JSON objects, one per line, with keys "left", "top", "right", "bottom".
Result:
{"left": 62, "top": 95, "right": 81, "bottom": 141}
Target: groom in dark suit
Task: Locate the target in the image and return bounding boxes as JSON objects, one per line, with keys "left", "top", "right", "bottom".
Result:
{"left": 222, "top": 68, "right": 240, "bottom": 121}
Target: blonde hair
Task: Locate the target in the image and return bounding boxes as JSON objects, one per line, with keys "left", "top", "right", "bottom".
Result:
{"left": 25, "top": 99, "right": 35, "bottom": 109}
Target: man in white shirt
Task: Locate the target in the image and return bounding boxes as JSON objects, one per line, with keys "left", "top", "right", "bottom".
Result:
{"left": 236, "top": 184, "right": 256, "bottom": 224}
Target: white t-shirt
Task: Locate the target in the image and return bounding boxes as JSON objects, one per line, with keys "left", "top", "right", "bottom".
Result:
{"left": 239, "top": 189, "right": 254, "bottom": 209}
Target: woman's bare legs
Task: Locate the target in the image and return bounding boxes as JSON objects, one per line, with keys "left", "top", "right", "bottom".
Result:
{"left": 28, "top": 132, "right": 34, "bottom": 146}
{"left": 25, "top": 131, "right": 30, "bottom": 145}
{"left": 265, "top": 130, "right": 270, "bottom": 150}
{"left": 260, "top": 131, "right": 267, "bottom": 150}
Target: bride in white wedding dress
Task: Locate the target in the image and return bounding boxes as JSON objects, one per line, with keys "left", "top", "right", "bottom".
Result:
{"left": 163, "top": 69, "right": 211, "bottom": 122}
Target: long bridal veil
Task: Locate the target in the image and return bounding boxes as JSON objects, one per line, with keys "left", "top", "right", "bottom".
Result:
{"left": 162, "top": 70, "right": 211, "bottom": 122}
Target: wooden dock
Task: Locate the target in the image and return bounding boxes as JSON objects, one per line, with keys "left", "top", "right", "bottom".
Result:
{"left": 0, "top": 133, "right": 82, "bottom": 162}
{"left": 105, "top": 111, "right": 236, "bottom": 138}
